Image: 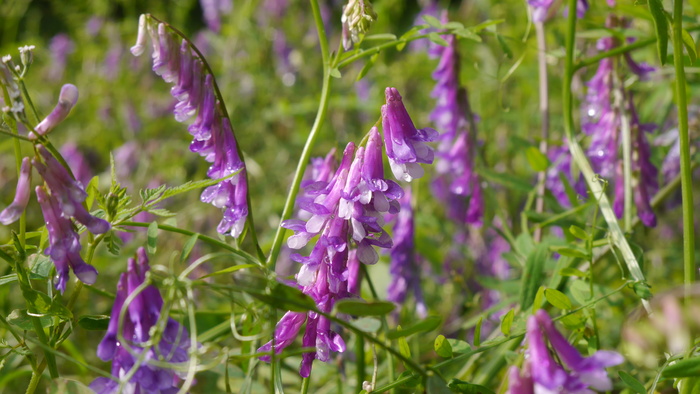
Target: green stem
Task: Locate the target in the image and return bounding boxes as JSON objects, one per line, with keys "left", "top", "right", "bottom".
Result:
{"left": 562, "top": 0, "right": 650, "bottom": 312}
{"left": 336, "top": 33, "right": 432, "bottom": 70}
{"left": 356, "top": 335, "right": 366, "bottom": 393}
{"left": 671, "top": 0, "right": 696, "bottom": 295}
{"left": 25, "top": 369, "right": 42, "bottom": 394}
{"left": 617, "top": 83, "right": 633, "bottom": 232}
{"left": 266, "top": 0, "right": 333, "bottom": 270}
{"left": 300, "top": 377, "right": 310, "bottom": 394}
{"left": 0, "top": 128, "right": 33, "bottom": 141}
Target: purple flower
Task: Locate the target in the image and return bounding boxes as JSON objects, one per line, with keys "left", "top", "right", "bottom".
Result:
{"left": 382, "top": 87, "right": 438, "bottom": 182}
{"left": 513, "top": 310, "right": 623, "bottom": 392}
{"left": 60, "top": 143, "right": 93, "bottom": 187}
{"left": 35, "top": 186, "right": 98, "bottom": 293}
{"left": 429, "top": 29, "right": 483, "bottom": 225}
{"left": 31, "top": 84, "right": 79, "bottom": 138}
{"left": 132, "top": 15, "right": 249, "bottom": 237}
{"left": 0, "top": 158, "right": 32, "bottom": 225}
{"left": 48, "top": 34, "right": 75, "bottom": 81}
{"left": 92, "top": 248, "right": 190, "bottom": 393}
{"left": 507, "top": 364, "right": 534, "bottom": 394}
{"left": 200, "top": 0, "right": 233, "bottom": 32}
{"left": 386, "top": 187, "right": 426, "bottom": 318}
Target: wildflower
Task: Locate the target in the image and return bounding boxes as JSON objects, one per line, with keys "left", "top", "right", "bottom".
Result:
{"left": 508, "top": 310, "right": 623, "bottom": 393}
{"left": 545, "top": 142, "right": 575, "bottom": 208}
{"left": 131, "top": 15, "right": 249, "bottom": 237}
{"left": 382, "top": 87, "right": 438, "bottom": 182}
{"left": 92, "top": 248, "right": 190, "bottom": 393}
{"left": 35, "top": 186, "right": 98, "bottom": 293}
{"left": 60, "top": 143, "right": 93, "bottom": 187}
{"left": 263, "top": 138, "right": 404, "bottom": 376}
{"left": 0, "top": 158, "right": 32, "bottom": 225}
{"left": 31, "top": 84, "right": 79, "bottom": 137}
{"left": 48, "top": 34, "right": 75, "bottom": 81}
{"left": 429, "top": 24, "right": 483, "bottom": 225}
{"left": 199, "top": 0, "right": 233, "bottom": 33}
{"left": 341, "top": 0, "right": 377, "bottom": 50}
{"left": 386, "top": 187, "right": 426, "bottom": 318}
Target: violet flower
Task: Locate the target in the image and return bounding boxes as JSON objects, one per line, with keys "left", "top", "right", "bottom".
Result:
{"left": 60, "top": 142, "right": 93, "bottom": 187}
{"left": 545, "top": 142, "right": 576, "bottom": 207}
{"left": 382, "top": 87, "right": 438, "bottom": 182}
{"left": 199, "top": 0, "right": 233, "bottom": 33}
{"left": 0, "top": 158, "right": 32, "bottom": 225}
{"left": 31, "top": 84, "right": 79, "bottom": 137}
{"left": 510, "top": 310, "right": 623, "bottom": 393}
{"left": 48, "top": 34, "right": 75, "bottom": 81}
{"left": 36, "top": 186, "right": 98, "bottom": 293}
{"left": 92, "top": 248, "right": 190, "bottom": 393}
{"left": 131, "top": 15, "right": 249, "bottom": 237}
{"left": 429, "top": 26, "right": 483, "bottom": 225}
{"left": 386, "top": 187, "right": 426, "bottom": 318}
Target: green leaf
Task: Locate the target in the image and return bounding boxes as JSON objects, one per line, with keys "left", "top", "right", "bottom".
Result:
{"left": 0, "top": 275, "right": 17, "bottom": 286}
{"left": 146, "top": 208, "right": 176, "bottom": 217}
{"left": 519, "top": 243, "right": 549, "bottom": 310}
{"left": 559, "top": 267, "right": 588, "bottom": 278}
{"left": 632, "top": 281, "right": 653, "bottom": 300}
{"left": 22, "top": 288, "right": 52, "bottom": 314}
{"left": 569, "top": 279, "right": 592, "bottom": 305}
{"left": 398, "top": 334, "right": 411, "bottom": 359}
{"left": 434, "top": 335, "right": 453, "bottom": 358}
{"left": 356, "top": 53, "right": 379, "bottom": 81}
{"left": 446, "top": 379, "right": 496, "bottom": 394}
{"left": 428, "top": 32, "right": 450, "bottom": 47}
{"left": 618, "top": 371, "right": 646, "bottom": 394}
{"left": 473, "top": 317, "right": 483, "bottom": 347}
{"left": 85, "top": 176, "right": 99, "bottom": 209}
{"left": 29, "top": 254, "right": 53, "bottom": 280}
{"left": 560, "top": 311, "right": 587, "bottom": 330}
{"left": 662, "top": 356, "right": 700, "bottom": 378}
{"left": 550, "top": 245, "right": 590, "bottom": 260}
{"left": 525, "top": 147, "right": 549, "bottom": 172}
{"left": 568, "top": 225, "right": 588, "bottom": 240}
{"left": 7, "top": 309, "right": 52, "bottom": 331}
{"left": 363, "top": 33, "right": 397, "bottom": 41}
{"left": 532, "top": 286, "right": 546, "bottom": 313}
{"left": 398, "top": 26, "right": 423, "bottom": 51}
{"left": 647, "top": 0, "right": 669, "bottom": 64}
{"left": 160, "top": 173, "right": 241, "bottom": 202}
{"left": 444, "top": 21, "right": 464, "bottom": 30}
{"left": 544, "top": 288, "right": 572, "bottom": 310}
{"left": 681, "top": 28, "right": 697, "bottom": 64}
{"left": 423, "top": 15, "right": 443, "bottom": 29}
{"left": 334, "top": 299, "right": 395, "bottom": 316}
{"left": 469, "top": 19, "right": 505, "bottom": 32}
{"left": 447, "top": 338, "right": 472, "bottom": 353}
{"left": 180, "top": 234, "right": 199, "bottom": 264}
{"left": 353, "top": 317, "right": 381, "bottom": 333}
{"left": 147, "top": 221, "right": 158, "bottom": 254}
{"left": 496, "top": 34, "right": 513, "bottom": 59}
{"left": 453, "top": 28, "right": 482, "bottom": 42}
{"left": 330, "top": 68, "right": 341, "bottom": 78}
{"left": 500, "top": 309, "right": 515, "bottom": 336}
{"left": 77, "top": 315, "right": 110, "bottom": 330}
{"left": 199, "top": 264, "right": 256, "bottom": 279}
{"left": 387, "top": 315, "right": 441, "bottom": 339}
{"left": 397, "top": 371, "right": 421, "bottom": 387}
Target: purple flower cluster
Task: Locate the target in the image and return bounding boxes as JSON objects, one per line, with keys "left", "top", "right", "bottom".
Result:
{"left": 92, "top": 248, "right": 190, "bottom": 393}
{"left": 131, "top": 15, "right": 249, "bottom": 237}
{"left": 430, "top": 24, "right": 483, "bottom": 226}
{"left": 386, "top": 187, "right": 426, "bottom": 318}
{"left": 508, "top": 310, "right": 623, "bottom": 393}
{"left": 580, "top": 17, "right": 658, "bottom": 226}
{"left": 259, "top": 87, "right": 432, "bottom": 376}
{"left": 33, "top": 146, "right": 110, "bottom": 292}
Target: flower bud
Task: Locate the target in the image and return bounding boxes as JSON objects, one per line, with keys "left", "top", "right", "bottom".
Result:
{"left": 33, "top": 84, "right": 79, "bottom": 136}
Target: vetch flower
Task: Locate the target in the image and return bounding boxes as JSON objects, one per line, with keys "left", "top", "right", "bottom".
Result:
{"left": 511, "top": 310, "right": 623, "bottom": 393}
{"left": 131, "top": 14, "right": 249, "bottom": 237}
{"left": 0, "top": 158, "right": 32, "bottom": 225}
{"left": 382, "top": 87, "right": 438, "bottom": 182}
{"left": 92, "top": 248, "right": 190, "bottom": 393}
{"left": 31, "top": 84, "right": 79, "bottom": 137}
{"left": 386, "top": 187, "right": 426, "bottom": 318}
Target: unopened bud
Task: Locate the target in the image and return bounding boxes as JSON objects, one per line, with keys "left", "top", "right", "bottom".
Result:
{"left": 34, "top": 84, "right": 79, "bottom": 136}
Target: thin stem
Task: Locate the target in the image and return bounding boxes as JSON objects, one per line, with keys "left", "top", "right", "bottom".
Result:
{"left": 533, "top": 21, "right": 549, "bottom": 243}
{"left": 0, "top": 127, "right": 33, "bottom": 141}
{"left": 562, "top": 0, "right": 650, "bottom": 312}
{"left": 266, "top": 0, "right": 333, "bottom": 270}
{"left": 617, "top": 81, "right": 633, "bottom": 232}
{"left": 300, "top": 377, "right": 310, "bottom": 394}
{"left": 671, "top": 0, "right": 696, "bottom": 295}
{"left": 336, "top": 33, "right": 433, "bottom": 70}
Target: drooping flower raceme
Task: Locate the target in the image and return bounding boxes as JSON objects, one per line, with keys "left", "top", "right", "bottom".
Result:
{"left": 33, "top": 145, "right": 109, "bottom": 292}
{"left": 382, "top": 87, "right": 438, "bottom": 182}
{"left": 508, "top": 310, "right": 623, "bottom": 393}
{"left": 429, "top": 25, "right": 483, "bottom": 225}
{"left": 386, "top": 186, "right": 426, "bottom": 318}
{"left": 91, "top": 248, "right": 190, "bottom": 393}
{"left": 131, "top": 14, "right": 249, "bottom": 237}
{"left": 261, "top": 123, "right": 413, "bottom": 376}
{"left": 579, "top": 17, "right": 659, "bottom": 227}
